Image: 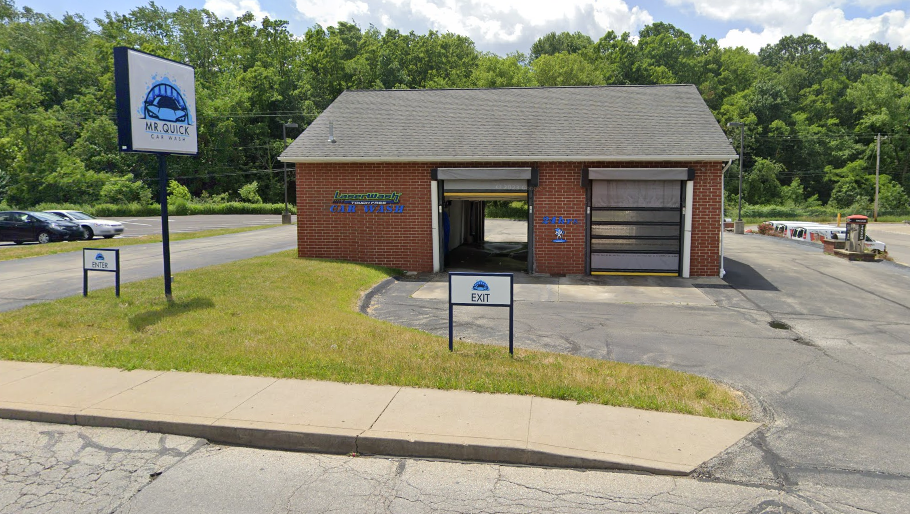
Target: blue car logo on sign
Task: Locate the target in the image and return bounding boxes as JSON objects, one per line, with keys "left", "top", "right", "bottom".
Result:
{"left": 472, "top": 280, "right": 489, "bottom": 291}
{"left": 95, "top": 253, "right": 105, "bottom": 261}
{"left": 143, "top": 82, "right": 190, "bottom": 124}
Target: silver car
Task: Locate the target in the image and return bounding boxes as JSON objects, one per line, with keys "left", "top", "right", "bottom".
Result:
{"left": 44, "top": 210, "right": 125, "bottom": 240}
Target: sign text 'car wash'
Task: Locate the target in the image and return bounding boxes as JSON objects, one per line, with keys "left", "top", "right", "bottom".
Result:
{"left": 448, "top": 272, "right": 514, "bottom": 355}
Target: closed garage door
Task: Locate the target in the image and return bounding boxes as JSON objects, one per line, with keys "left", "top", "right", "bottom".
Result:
{"left": 589, "top": 180, "right": 684, "bottom": 275}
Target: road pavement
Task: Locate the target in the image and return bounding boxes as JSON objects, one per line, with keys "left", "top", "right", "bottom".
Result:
{"left": 369, "top": 232, "right": 910, "bottom": 512}
{"left": 0, "top": 225, "right": 296, "bottom": 312}
{"left": 111, "top": 214, "right": 296, "bottom": 239}
{"left": 3, "top": 221, "right": 910, "bottom": 512}
{"left": 0, "top": 418, "right": 842, "bottom": 514}
{"left": 0, "top": 214, "right": 295, "bottom": 247}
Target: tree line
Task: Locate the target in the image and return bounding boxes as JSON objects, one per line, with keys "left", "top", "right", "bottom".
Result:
{"left": 1, "top": 0, "right": 909, "bottom": 214}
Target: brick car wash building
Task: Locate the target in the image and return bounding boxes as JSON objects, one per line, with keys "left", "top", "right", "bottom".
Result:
{"left": 280, "top": 85, "right": 737, "bottom": 277}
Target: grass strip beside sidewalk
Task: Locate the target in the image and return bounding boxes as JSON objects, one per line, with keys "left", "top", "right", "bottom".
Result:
{"left": 0, "top": 251, "right": 749, "bottom": 420}
{"left": 0, "top": 225, "right": 283, "bottom": 262}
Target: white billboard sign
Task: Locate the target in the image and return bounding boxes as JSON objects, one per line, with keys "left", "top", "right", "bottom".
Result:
{"left": 450, "top": 273, "right": 513, "bottom": 306}
{"left": 114, "top": 47, "right": 198, "bottom": 155}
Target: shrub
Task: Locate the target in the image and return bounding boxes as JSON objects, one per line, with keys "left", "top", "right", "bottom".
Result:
{"left": 167, "top": 180, "right": 192, "bottom": 203}
{"left": 757, "top": 222, "right": 775, "bottom": 235}
{"left": 100, "top": 174, "right": 153, "bottom": 205}
{"left": 238, "top": 181, "right": 262, "bottom": 203}
{"left": 198, "top": 190, "right": 231, "bottom": 204}
{"left": 485, "top": 201, "right": 528, "bottom": 219}
{"left": 30, "top": 202, "right": 296, "bottom": 217}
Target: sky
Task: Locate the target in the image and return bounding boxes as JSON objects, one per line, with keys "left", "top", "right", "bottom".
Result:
{"left": 21, "top": 0, "right": 910, "bottom": 55}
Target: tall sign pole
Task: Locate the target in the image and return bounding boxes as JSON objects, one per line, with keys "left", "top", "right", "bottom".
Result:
{"left": 281, "top": 122, "right": 298, "bottom": 225}
{"left": 158, "top": 154, "right": 173, "bottom": 299}
{"left": 874, "top": 133, "right": 881, "bottom": 222}
{"left": 114, "top": 47, "right": 197, "bottom": 302}
{"left": 727, "top": 121, "right": 745, "bottom": 234}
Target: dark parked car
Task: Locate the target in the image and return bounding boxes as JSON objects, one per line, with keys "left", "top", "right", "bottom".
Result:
{"left": 0, "top": 211, "right": 84, "bottom": 244}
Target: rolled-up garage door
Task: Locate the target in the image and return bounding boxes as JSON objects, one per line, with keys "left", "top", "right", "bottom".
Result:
{"left": 439, "top": 168, "right": 530, "bottom": 201}
{"left": 589, "top": 180, "right": 683, "bottom": 275}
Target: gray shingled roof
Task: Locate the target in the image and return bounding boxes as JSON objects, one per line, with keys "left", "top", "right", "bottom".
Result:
{"left": 280, "top": 85, "right": 737, "bottom": 163}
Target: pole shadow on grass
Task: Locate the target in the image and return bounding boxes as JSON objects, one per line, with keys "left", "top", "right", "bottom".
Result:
{"left": 128, "top": 297, "right": 216, "bottom": 332}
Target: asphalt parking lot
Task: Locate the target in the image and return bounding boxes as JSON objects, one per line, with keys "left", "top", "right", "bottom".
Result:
{"left": 0, "top": 225, "right": 297, "bottom": 311}
{"left": 368, "top": 229, "right": 910, "bottom": 512}
{"left": 0, "top": 214, "right": 295, "bottom": 247}
{"left": 867, "top": 222, "right": 910, "bottom": 266}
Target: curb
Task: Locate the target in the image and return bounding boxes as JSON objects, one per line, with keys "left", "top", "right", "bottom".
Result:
{"left": 0, "top": 406, "right": 693, "bottom": 475}
{"left": 358, "top": 276, "right": 399, "bottom": 315}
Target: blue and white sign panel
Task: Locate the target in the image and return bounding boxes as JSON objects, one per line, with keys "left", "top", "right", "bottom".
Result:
{"left": 84, "top": 249, "right": 118, "bottom": 272}
{"left": 448, "top": 272, "right": 514, "bottom": 355}
{"left": 114, "top": 47, "right": 198, "bottom": 155}
{"left": 449, "top": 273, "right": 512, "bottom": 306}
{"left": 83, "top": 248, "right": 121, "bottom": 297}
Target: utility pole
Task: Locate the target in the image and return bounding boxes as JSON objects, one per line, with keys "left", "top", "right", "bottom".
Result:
{"left": 874, "top": 133, "right": 881, "bottom": 222}
{"left": 281, "top": 122, "right": 298, "bottom": 225}
{"left": 727, "top": 121, "right": 745, "bottom": 234}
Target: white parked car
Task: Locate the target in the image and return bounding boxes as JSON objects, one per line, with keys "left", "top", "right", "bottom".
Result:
{"left": 44, "top": 210, "right": 125, "bottom": 240}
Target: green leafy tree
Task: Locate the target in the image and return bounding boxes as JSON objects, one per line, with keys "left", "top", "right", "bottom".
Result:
{"left": 470, "top": 53, "right": 535, "bottom": 88}
{"left": 780, "top": 177, "right": 805, "bottom": 206}
{"left": 100, "top": 174, "right": 152, "bottom": 204}
{"left": 167, "top": 180, "right": 192, "bottom": 202}
{"left": 532, "top": 53, "right": 605, "bottom": 86}
{"left": 744, "top": 158, "right": 784, "bottom": 204}
{"left": 42, "top": 156, "right": 108, "bottom": 204}
{"left": 530, "top": 31, "right": 594, "bottom": 60}
{"left": 238, "top": 181, "right": 262, "bottom": 203}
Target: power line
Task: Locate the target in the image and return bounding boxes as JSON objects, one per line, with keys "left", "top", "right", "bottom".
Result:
{"left": 137, "top": 167, "right": 286, "bottom": 182}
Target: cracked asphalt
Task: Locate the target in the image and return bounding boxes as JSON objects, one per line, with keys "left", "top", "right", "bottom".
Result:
{"left": 366, "top": 233, "right": 910, "bottom": 513}
{"left": 3, "top": 232, "right": 910, "bottom": 513}
{"left": 0, "top": 418, "right": 203, "bottom": 514}
{"left": 0, "top": 417, "right": 830, "bottom": 513}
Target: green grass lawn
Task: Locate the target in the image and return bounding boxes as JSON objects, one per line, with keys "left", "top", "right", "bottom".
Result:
{"left": 0, "top": 251, "right": 749, "bottom": 420}
{"left": 0, "top": 225, "right": 283, "bottom": 262}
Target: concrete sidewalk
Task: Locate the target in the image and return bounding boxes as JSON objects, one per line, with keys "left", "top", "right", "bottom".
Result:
{"left": 0, "top": 360, "right": 759, "bottom": 475}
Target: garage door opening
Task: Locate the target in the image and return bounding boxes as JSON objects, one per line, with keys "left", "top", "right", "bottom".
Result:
{"left": 433, "top": 168, "right": 536, "bottom": 274}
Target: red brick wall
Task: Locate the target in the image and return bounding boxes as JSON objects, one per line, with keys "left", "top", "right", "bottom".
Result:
{"left": 533, "top": 163, "right": 587, "bottom": 274}
{"left": 689, "top": 161, "right": 724, "bottom": 277}
{"left": 295, "top": 162, "right": 434, "bottom": 272}
{"left": 295, "top": 160, "right": 725, "bottom": 276}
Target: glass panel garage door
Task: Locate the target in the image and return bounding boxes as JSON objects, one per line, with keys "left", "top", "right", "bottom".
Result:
{"left": 589, "top": 180, "right": 683, "bottom": 275}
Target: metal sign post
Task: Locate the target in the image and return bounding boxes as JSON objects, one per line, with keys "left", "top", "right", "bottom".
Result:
{"left": 114, "top": 47, "right": 197, "bottom": 302}
{"left": 158, "top": 154, "right": 173, "bottom": 300}
{"left": 448, "top": 272, "right": 514, "bottom": 355}
{"left": 83, "top": 248, "right": 121, "bottom": 297}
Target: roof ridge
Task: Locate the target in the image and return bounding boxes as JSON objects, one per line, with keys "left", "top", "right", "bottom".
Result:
{"left": 343, "top": 84, "right": 696, "bottom": 94}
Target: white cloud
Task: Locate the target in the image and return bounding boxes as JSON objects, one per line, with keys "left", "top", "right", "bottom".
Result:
{"left": 665, "top": 0, "right": 835, "bottom": 32}
{"left": 670, "top": 0, "right": 910, "bottom": 50}
{"left": 718, "top": 27, "right": 785, "bottom": 53}
{"left": 204, "top": 0, "right": 272, "bottom": 21}
{"left": 294, "top": 0, "right": 652, "bottom": 53}
{"left": 296, "top": 0, "right": 369, "bottom": 27}
{"left": 808, "top": 8, "right": 910, "bottom": 47}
